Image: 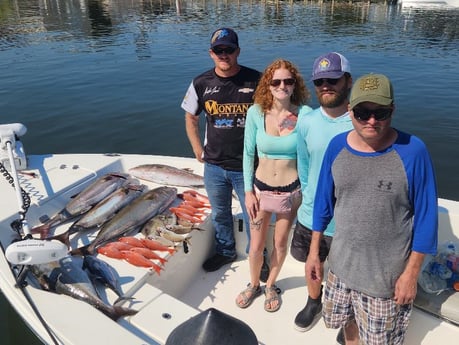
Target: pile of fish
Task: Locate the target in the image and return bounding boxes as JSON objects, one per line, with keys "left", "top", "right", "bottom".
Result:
{"left": 169, "top": 190, "right": 211, "bottom": 224}
{"left": 97, "top": 236, "right": 177, "bottom": 274}
{"left": 29, "top": 255, "right": 137, "bottom": 320}
{"left": 24, "top": 164, "right": 211, "bottom": 320}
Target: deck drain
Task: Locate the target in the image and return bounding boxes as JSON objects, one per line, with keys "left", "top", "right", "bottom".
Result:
{"left": 162, "top": 312, "right": 172, "bottom": 320}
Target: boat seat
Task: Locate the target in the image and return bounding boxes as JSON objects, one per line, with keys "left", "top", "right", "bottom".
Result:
{"left": 165, "top": 307, "right": 258, "bottom": 345}
{"left": 415, "top": 288, "right": 459, "bottom": 325}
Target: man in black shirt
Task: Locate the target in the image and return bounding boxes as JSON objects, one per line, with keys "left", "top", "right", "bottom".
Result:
{"left": 182, "top": 28, "right": 268, "bottom": 278}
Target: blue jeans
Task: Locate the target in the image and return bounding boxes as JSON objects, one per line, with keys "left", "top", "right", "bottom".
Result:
{"left": 204, "top": 162, "right": 250, "bottom": 257}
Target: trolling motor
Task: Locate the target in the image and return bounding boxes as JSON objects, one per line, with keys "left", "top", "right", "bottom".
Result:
{"left": 0, "top": 123, "right": 68, "bottom": 265}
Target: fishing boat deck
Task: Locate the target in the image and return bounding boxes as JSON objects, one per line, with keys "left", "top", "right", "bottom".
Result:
{"left": 119, "top": 200, "right": 459, "bottom": 345}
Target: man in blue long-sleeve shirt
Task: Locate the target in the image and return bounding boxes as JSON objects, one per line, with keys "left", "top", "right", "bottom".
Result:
{"left": 306, "top": 73, "right": 438, "bottom": 345}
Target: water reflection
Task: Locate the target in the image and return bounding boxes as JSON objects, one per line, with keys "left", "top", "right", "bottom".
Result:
{"left": 1, "top": 1, "right": 458, "bottom": 49}
{"left": 87, "top": 0, "right": 112, "bottom": 36}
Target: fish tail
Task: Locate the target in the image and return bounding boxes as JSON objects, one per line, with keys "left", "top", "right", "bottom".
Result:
{"left": 46, "top": 230, "right": 71, "bottom": 248}
{"left": 31, "top": 223, "right": 51, "bottom": 239}
{"left": 111, "top": 305, "right": 138, "bottom": 320}
{"left": 113, "top": 295, "right": 135, "bottom": 306}
{"left": 151, "top": 263, "right": 162, "bottom": 275}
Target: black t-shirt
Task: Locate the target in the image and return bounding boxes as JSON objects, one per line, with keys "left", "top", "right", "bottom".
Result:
{"left": 183, "top": 66, "right": 261, "bottom": 171}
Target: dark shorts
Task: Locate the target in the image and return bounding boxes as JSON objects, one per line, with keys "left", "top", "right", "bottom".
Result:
{"left": 290, "top": 222, "right": 332, "bottom": 262}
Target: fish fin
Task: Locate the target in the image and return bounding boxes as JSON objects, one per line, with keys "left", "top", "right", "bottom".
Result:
{"left": 46, "top": 230, "right": 71, "bottom": 248}
{"left": 30, "top": 223, "right": 51, "bottom": 239}
{"left": 112, "top": 305, "right": 138, "bottom": 320}
{"left": 113, "top": 295, "right": 135, "bottom": 306}
{"left": 150, "top": 263, "right": 162, "bottom": 275}
{"left": 109, "top": 172, "right": 129, "bottom": 180}
{"left": 70, "top": 244, "right": 92, "bottom": 256}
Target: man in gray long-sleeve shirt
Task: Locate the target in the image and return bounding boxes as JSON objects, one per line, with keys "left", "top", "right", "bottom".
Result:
{"left": 305, "top": 73, "right": 438, "bottom": 345}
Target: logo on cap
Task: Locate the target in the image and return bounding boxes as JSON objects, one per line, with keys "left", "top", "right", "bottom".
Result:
{"left": 210, "top": 28, "right": 238, "bottom": 48}
{"left": 211, "top": 29, "right": 229, "bottom": 44}
{"left": 318, "top": 58, "right": 331, "bottom": 71}
{"left": 359, "top": 75, "right": 381, "bottom": 92}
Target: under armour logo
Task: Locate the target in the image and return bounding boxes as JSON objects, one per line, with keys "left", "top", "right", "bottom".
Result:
{"left": 377, "top": 180, "right": 392, "bottom": 191}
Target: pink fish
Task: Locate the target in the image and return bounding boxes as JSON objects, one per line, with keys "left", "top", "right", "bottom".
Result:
{"left": 129, "top": 247, "right": 167, "bottom": 265}
{"left": 120, "top": 251, "right": 162, "bottom": 274}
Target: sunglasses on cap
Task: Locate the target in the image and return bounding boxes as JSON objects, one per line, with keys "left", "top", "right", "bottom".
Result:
{"left": 313, "top": 78, "right": 341, "bottom": 87}
{"left": 270, "top": 78, "right": 296, "bottom": 87}
{"left": 212, "top": 46, "right": 237, "bottom": 55}
{"left": 352, "top": 107, "right": 393, "bottom": 121}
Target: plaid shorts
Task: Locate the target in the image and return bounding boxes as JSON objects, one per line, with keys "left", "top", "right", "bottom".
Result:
{"left": 323, "top": 270, "right": 412, "bottom": 345}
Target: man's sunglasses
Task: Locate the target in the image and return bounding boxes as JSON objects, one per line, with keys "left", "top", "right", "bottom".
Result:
{"left": 270, "top": 78, "right": 296, "bottom": 87}
{"left": 313, "top": 78, "right": 340, "bottom": 87}
{"left": 212, "top": 47, "right": 237, "bottom": 55}
{"left": 353, "top": 107, "right": 393, "bottom": 121}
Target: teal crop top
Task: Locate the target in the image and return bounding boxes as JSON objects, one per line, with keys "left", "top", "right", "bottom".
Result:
{"left": 243, "top": 103, "right": 312, "bottom": 191}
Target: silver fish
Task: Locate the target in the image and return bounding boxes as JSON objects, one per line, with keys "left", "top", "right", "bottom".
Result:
{"left": 69, "top": 183, "right": 146, "bottom": 233}
{"left": 30, "top": 256, "right": 137, "bottom": 320}
{"left": 32, "top": 173, "right": 130, "bottom": 238}
{"left": 165, "top": 223, "right": 204, "bottom": 235}
{"left": 72, "top": 186, "right": 177, "bottom": 255}
{"left": 128, "top": 164, "right": 204, "bottom": 187}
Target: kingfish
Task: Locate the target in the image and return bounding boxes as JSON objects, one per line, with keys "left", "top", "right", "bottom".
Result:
{"left": 32, "top": 173, "right": 130, "bottom": 238}
{"left": 128, "top": 164, "right": 204, "bottom": 187}
{"left": 30, "top": 256, "right": 137, "bottom": 320}
{"left": 71, "top": 186, "right": 177, "bottom": 255}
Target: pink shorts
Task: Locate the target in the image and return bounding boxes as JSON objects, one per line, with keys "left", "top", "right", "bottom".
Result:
{"left": 255, "top": 186, "right": 301, "bottom": 214}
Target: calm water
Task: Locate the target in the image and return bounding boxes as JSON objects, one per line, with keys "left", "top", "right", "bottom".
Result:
{"left": 1, "top": 0, "right": 458, "bottom": 343}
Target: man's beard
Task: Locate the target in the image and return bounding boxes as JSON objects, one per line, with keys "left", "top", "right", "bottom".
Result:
{"left": 318, "top": 86, "right": 349, "bottom": 108}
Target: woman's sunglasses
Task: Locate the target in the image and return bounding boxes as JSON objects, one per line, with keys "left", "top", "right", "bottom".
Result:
{"left": 270, "top": 78, "right": 296, "bottom": 87}
{"left": 212, "top": 47, "right": 237, "bottom": 55}
{"left": 313, "top": 78, "right": 340, "bottom": 87}
{"left": 353, "top": 107, "right": 393, "bottom": 121}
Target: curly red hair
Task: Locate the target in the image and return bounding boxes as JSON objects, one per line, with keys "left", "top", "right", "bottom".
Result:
{"left": 254, "top": 59, "right": 310, "bottom": 113}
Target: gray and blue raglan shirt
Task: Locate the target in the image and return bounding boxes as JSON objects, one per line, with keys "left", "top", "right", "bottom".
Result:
{"left": 313, "top": 130, "right": 438, "bottom": 298}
